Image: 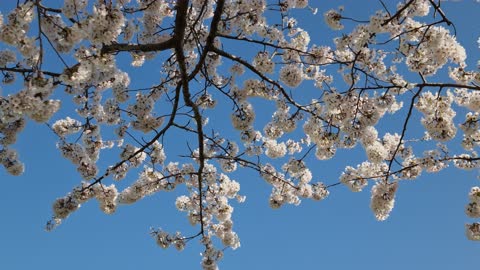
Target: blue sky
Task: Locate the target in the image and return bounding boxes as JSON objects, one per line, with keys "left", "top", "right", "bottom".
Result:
{"left": 1, "top": 1, "right": 480, "bottom": 269}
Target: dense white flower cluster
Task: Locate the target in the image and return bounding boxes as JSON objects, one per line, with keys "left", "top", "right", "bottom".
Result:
{"left": 120, "top": 144, "right": 147, "bottom": 168}
{"left": 151, "top": 229, "right": 186, "bottom": 251}
{"left": 263, "top": 101, "right": 298, "bottom": 139}
{"left": 41, "top": 14, "right": 82, "bottom": 53}
{"left": 324, "top": 9, "right": 343, "bottom": 30}
{"left": 455, "top": 88, "right": 480, "bottom": 112}
{"left": 401, "top": 157, "right": 423, "bottom": 180}
{"left": 165, "top": 167, "right": 244, "bottom": 260}
{"left": 138, "top": 0, "right": 173, "bottom": 43}
{"left": 0, "top": 76, "right": 60, "bottom": 168}
{"left": 59, "top": 142, "right": 98, "bottom": 179}
{"left": 466, "top": 222, "right": 480, "bottom": 241}
{"left": 0, "top": 115, "right": 25, "bottom": 147}
{"left": 453, "top": 154, "right": 479, "bottom": 170}
{"left": 404, "top": 0, "right": 430, "bottom": 17}
{"left": 466, "top": 186, "right": 480, "bottom": 218}
{"left": 416, "top": 91, "right": 456, "bottom": 142}
{"left": 0, "top": 49, "right": 15, "bottom": 67}
{"left": 86, "top": 5, "right": 125, "bottom": 45}
{"left": 252, "top": 52, "right": 274, "bottom": 74}
{"left": 264, "top": 139, "right": 287, "bottom": 158}
{"left": 231, "top": 102, "right": 255, "bottom": 131}
{"left": 405, "top": 26, "right": 466, "bottom": 76}
{"left": 340, "top": 162, "right": 388, "bottom": 192}
{"left": 62, "top": 0, "right": 88, "bottom": 19}
{"left": 0, "top": 2, "right": 38, "bottom": 64}
{"left": 52, "top": 117, "right": 83, "bottom": 137}
{"left": 466, "top": 187, "right": 480, "bottom": 241}
{"left": 259, "top": 160, "right": 328, "bottom": 209}
{"left": 0, "top": 148, "right": 24, "bottom": 175}
{"left": 305, "top": 45, "right": 334, "bottom": 65}
{"left": 0, "top": 77, "right": 60, "bottom": 124}
{"left": 370, "top": 181, "right": 398, "bottom": 221}
{"left": 216, "top": 141, "right": 239, "bottom": 173}
{"left": 150, "top": 141, "right": 166, "bottom": 164}
{"left": 117, "top": 166, "right": 168, "bottom": 204}
{"left": 279, "top": 64, "right": 303, "bottom": 88}
{"left": 283, "top": 0, "right": 309, "bottom": 9}
{"left": 49, "top": 182, "right": 118, "bottom": 229}
{"left": 129, "top": 93, "right": 164, "bottom": 132}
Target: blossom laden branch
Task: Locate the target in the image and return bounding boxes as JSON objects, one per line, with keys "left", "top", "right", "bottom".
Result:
{"left": 100, "top": 38, "right": 176, "bottom": 54}
{"left": 0, "top": 66, "right": 61, "bottom": 77}
{"left": 0, "top": 0, "right": 479, "bottom": 269}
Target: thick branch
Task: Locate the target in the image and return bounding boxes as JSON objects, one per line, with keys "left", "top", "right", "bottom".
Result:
{"left": 416, "top": 83, "right": 480, "bottom": 91}
{"left": 173, "top": 0, "right": 207, "bottom": 235}
{"left": 100, "top": 38, "right": 176, "bottom": 54}
{"left": 381, "top": 0, "right": 415, "bottom": 26}
{"left": 188, "top": 0, "right": 225, "bottom": 80}
{"left": 0, "top": 66, "right": 61, "bottom": 77}
{"left": 428, "top": 0, "right": 453, "bottom": 26}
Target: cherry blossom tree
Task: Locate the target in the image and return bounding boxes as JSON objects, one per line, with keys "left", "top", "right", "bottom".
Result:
{"left": 0, "top": 0, "right": 479, "bottom": 268}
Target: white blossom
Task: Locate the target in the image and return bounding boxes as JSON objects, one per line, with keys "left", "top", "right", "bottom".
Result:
{"left": 370, "top": 182, "right": 398, "bottom": 221}
{"left": 324, "top": 9, "right": 344, "bottom": 30}
{"left": 279, "top": 64, "right": 303, "bottom": 87}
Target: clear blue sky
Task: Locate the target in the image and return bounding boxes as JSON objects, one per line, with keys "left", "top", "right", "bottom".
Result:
{"left": 1, "top": 1, "right": 479, "bottom": 269}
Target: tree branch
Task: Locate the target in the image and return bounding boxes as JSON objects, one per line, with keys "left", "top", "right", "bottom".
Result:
{"left": 188, "top": 0, "right": 225, "bottom": 80}
{"left": 100, "top": 38, "right": 176, "bottom": 54}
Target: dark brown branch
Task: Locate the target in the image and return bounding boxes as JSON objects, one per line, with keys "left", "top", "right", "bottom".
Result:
{"left": 381, "top": 0, "right": 415, "bottom": 26}
{"left": 173, "top": 0, "right": 207, "bottom": 235}
{"left": 100, "top": 38, "right": 176, "bottom": 54}
{"left": 428, "top": 0, "right": 453, "bottom": 26}
{"left": 416, "top": 83, "right": 480, "bottom": 91}
{"left": 38, "top": 3, "right": 62, "bottom": 13}
{"left": 0, "top": 66, "right": 61, "bottom": 77}
{"left": 385, "top": 87, "right": 422, "bottom": 183}
{"left": 188, "top": 0, "right": 225, "bottom": 80}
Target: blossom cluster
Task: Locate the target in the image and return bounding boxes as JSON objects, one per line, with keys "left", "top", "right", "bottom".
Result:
{"left": 466, "top": 187, "right": 480, "bottom": 241}
{"left": 0, "top": 2, "right": 38, "bottom": 65}
{"left": 49, "top": 182, "right": 118, "bottom": 229}
{"left": 416, "top": 91, "right": 456, "bottom": 142}
{"left": 0, "top": 148, "right": 24, "bottom": 176}
{"left": 370, "top": 181, "right": 398, "bottom": 221}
